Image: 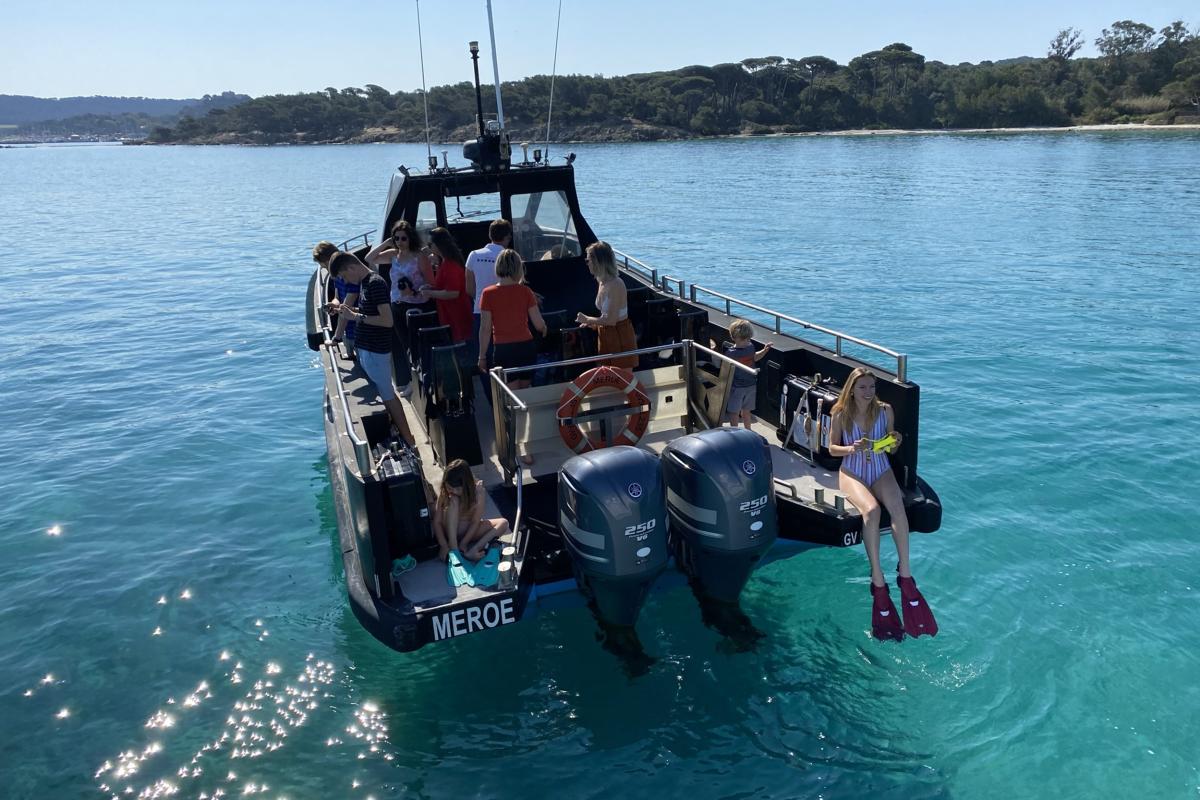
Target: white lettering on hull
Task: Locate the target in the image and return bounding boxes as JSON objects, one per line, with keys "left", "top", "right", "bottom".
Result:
{"left": 432, "top": 597, "right": 517, "bottom": 641}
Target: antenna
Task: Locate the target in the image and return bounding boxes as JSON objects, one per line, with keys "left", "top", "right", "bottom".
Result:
{"left": 486, "top": 0, "right": 505, "bottom": 128}
{"left": 544, "top": 0, "right": 563, "bottom": 159}
{"left": 415, "top": 0, "right": 433, "bottom": 167}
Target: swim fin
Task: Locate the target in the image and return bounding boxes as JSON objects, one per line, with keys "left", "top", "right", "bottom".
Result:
{"left": 872, "top": 433, "right": 899, "bottom": 453}
{"left": 446, "top": 550, "right": 475, "bottom": 588}
{"left": 870, "top": 583, "right": 905, "bottom": 642}
{"left": 470, "top": 545, "right": 501, "bottom": 588}
{"left": 896, "top": 576, "right": 938, "bottom": 638}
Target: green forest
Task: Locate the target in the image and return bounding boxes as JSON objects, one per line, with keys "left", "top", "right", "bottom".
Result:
{"left": 150, "top": 20, "right": 1200, "bottom": 144}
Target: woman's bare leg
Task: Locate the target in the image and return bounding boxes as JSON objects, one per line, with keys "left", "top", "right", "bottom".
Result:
{"left": 444, "top": 499, "right": 461, "bottom": 552}
{"left": 840, "top": 470, "right": 884, "bottom": 586}
{"left": 463, "top": 519, "right": 502, "bottom": 559}
{"left": 871, "top": 470, "right": 911, "bottom": 578}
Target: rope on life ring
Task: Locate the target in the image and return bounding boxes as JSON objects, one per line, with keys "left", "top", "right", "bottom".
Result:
{"left": 556, "top": 366, "right": 651, "bottom": 454}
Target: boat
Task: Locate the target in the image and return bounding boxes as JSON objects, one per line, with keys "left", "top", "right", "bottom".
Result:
{"left": 304, "top": 37, "right": 942, "bottom": 660}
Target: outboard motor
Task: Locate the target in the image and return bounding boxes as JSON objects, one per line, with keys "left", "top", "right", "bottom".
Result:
{"left": 558, "top": 447, "right": 668, "bottom": 628}
{"left": 662, "top": 428, "right": 778, "bottom": 603}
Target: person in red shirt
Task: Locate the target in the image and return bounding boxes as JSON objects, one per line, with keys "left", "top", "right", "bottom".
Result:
{"left": 423, "top": 227, "right": 473, "bottom": 345}
{"left": 478, "top": 249, "right": 547, "bottom": 392}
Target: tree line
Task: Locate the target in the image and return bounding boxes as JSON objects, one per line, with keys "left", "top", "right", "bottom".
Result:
{"left": 144, "top": 20, "right": 1200, "bottom": 144}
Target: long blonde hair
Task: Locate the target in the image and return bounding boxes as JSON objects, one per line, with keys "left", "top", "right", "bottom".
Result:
{"left": 830, "top": 367, "right": 883, "bottom": 432}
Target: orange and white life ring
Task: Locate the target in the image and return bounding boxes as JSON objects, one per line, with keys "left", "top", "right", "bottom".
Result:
{"left": 556, "top": 366, "right": 651, "bottom": 453}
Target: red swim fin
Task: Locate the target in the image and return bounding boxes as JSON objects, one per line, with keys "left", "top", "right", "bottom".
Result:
{"left": 896, "top": 576, "right": 939, "bottom": 638}
{"left": 870, "top": 583, "right": 905, "bottom": 641}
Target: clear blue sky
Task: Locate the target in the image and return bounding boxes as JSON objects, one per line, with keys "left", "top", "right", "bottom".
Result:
{"left": 2, "top": 0, "right": 1196, "bottom": 98}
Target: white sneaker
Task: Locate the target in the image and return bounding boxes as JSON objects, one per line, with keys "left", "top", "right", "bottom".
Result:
{"left": 398, "top": 383, "right": 412, "bottom": 398}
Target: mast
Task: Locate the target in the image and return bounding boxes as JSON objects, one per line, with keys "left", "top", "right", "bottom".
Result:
{"left": 486, "top": 0, "right": 505, "bottom": 129}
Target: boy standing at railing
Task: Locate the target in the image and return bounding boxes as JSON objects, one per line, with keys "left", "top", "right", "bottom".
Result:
{"left": 724, "top": 319, "right": 772, "bottom": 429}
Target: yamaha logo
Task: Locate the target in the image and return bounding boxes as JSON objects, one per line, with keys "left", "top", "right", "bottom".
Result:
{"left": 742, "top": 460, "right": 756, "bottom": 476}
{"left": 628, "top": 483, "right": 643, "bottom": 499}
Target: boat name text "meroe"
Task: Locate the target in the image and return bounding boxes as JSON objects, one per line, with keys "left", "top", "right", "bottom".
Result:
{"left": 432, "top": 598, "right": 516, "bottom": 641}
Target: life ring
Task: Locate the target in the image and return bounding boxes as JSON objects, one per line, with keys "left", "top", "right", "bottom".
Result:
{"left": 556, "top": 366, "right": 651, "bottom": 453}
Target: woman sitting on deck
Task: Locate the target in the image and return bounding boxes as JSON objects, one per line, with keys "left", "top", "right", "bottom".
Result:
{"left": 575, "top": 241, "right": 638, "bottom": 369}
{"left": 827, "top": 367, "right": 937, "bottom": 641}
{"left": 432, "top": 459, "right": 510, "bottom": 561}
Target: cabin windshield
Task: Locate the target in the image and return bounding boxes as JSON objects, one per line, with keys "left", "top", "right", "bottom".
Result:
{"left": 511, "top": 190, "right": 581, "bottom": 262}
{"left": 415, "top": 200, "right": 438, "bottom": 239}
{"left": 449, "top": 192, "right": 502, "bottom": 222}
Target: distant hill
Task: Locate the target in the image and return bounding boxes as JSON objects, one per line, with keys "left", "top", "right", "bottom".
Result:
{"left": 0, "top": 92, "right": 250, "bottom": 124}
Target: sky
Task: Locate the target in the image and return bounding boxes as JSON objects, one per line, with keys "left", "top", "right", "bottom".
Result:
{"left": 1, "top": 0, "right": 1196, "bottom": 99}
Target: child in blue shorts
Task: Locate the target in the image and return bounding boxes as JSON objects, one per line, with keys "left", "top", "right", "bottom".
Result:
{"left": 724, "top": 318, "right": 772, "bottom": 429}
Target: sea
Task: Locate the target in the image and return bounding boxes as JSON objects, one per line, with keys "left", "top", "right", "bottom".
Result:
{"left": 1, "top": 131, "right": 1198, "bottom": 799}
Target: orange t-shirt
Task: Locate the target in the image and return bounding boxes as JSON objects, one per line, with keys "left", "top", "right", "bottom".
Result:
{"left": 480, "top": 283, "right": 536, "bottom": 344}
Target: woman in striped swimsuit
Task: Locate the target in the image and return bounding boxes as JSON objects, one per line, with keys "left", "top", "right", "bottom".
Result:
{"left": 828, "top": 367, "right": 936, "bottom": 640}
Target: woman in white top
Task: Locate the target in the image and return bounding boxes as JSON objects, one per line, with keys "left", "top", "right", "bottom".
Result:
{"left": 365, "top": 221, "right": 434, "bottom": 393}
{"left": 576, "top": 241, "right": 638, "bottom": 369}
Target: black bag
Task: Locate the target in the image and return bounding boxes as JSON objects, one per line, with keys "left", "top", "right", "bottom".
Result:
{"left": 777, "top": 374, "right": 842, "bottom": 470}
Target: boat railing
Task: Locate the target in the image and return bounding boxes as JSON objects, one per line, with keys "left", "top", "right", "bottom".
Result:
{"left": 659, "top": 274, "right": 687, "bottom": 298}
{"left": 339, "top": 230, "right": 375, "bottom": 251}
{"left": 688, "top": 283, "right": 907, "bottom": 382}
{"left": 612, "top": 248, "right": 907, "bottom": 381}
{"left": 494, "top": 338, "right": 756, "bottom": 454}
{"left": 487, "top": 371, "right": 528, "bottom": 535}
{"left": 613, "top": 249, "right": 658, "bottom": 287}
{"left": 314, "top": 265, "right": 375, "bottom": 477}
{"left": 322, "top": 333, "right": 375, "bottom": 479}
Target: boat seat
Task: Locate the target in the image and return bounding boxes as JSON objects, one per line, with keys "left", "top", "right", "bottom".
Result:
{"left": 539, "top": 309, "right": 570, "bottom": 352}
{"left": 500, "top": 364, "right": 690, "bottom": 480}
{"left": 644, "top": 298, "right": 679, "bottom": 347}
{"left": 678, "top": 308, "right": 708, "bottom": 343}
{"left": 556, "top": 325, "right": 598, "bottom": 381}
{"left": 429, "top": 341, "right": 472, "bottom": 411}
{"left": 405, "top": 309, "right": 441, "bottom": 371}
{"left": 625, "top": 285, "right": 652, "bottom": 335}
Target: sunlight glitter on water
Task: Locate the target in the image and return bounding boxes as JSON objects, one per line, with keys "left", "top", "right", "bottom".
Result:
{"left": 95, "top": 655, "right": 337, "bottom": 799}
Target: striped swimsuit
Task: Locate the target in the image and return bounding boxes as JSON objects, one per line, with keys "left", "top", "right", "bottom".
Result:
{"left": 840, "top": 411, "right": 891, "bottom": 486}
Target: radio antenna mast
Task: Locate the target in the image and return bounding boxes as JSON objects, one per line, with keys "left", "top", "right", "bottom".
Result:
{"left": 415, "top": 0, "right": 433, "bottom": 167}
{"left": 486, "top": 0, "right": 505, "bottom": 128}
{"left": 544, "top": 0, "right": 563, "bottom": 159}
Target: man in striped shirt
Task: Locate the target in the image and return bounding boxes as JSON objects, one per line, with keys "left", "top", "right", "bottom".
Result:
{"left": 328, "top": 252, "right": 416, "bottom": 448}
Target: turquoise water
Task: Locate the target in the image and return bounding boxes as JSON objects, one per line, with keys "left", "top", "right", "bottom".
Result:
{"left": 2, "top": 133, "right": 1198, "bottom": 799}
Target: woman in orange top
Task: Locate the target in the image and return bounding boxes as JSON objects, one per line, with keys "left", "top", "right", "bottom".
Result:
{"left": 575, "top": 241, "right": 638, "bottom": 369}
{"left": 478, "top": 248, "right": 547, "bottom": 391}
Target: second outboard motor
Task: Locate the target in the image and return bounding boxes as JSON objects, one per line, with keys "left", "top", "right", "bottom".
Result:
{"left": 662, "top": 427, "right": 778, "bottom": 603}
{"left": 558, "top": 446, "right": 668, "bottom": 628}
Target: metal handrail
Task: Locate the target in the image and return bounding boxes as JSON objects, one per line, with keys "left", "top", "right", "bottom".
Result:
{"left": 487, "top": 370, "right": 528, "bottom": 532}
{"left": 659, "top": 274, "right": 686, "bottom": 298}
{"left": 488, "top": 369, "right": 529, "bottom": 409}
{"left": 338, "top": 230, "right": 375, "bottom": 250}
{"left": 321, "top": 333, "right": 374, "bottom": 478}
{"left": 499, "top": 341, "right": 690, "bottom": 377}
{"left": 612, "top": 248, "right": 658, "bottom": 287}
{"left": 314, "top": 264, "right": 375, "bottom": 476}
{"left": 690, "top": 339, "right": 758, "bottom": 379}
{"left": 688, "top": 284, "right": 908, "bottom": 382}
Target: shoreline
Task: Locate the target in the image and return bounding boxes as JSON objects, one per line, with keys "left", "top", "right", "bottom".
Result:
{"left": 763, "top": 122, "right": 1200, "bottom": 138}
{"left": 4, "top": 122, "right": 1198, "bottom": 147}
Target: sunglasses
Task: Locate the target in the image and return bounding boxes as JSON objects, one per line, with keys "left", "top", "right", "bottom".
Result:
{"left": 393, "top": 233, "right": 408, "bottom": 241}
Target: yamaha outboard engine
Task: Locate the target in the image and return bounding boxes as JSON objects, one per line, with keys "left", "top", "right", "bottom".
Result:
{"left": 558, "top": 446, "right": 668, "bottom": 628}
{"left": 662, "top": 428, "right": 778, "bottom": 603}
